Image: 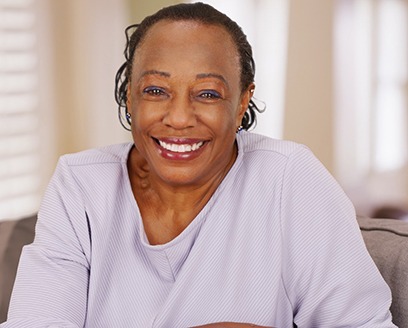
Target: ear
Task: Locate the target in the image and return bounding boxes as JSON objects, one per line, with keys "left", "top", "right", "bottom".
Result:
{"left": 236, "top": 83, "right": 255, "bottom": 128}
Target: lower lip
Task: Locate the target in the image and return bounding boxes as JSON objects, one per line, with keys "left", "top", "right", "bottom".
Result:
{"left": 156, "top": 142, "right": 206, "bottom": 161}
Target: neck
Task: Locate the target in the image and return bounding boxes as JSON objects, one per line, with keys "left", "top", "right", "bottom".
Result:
{"left": 127, "top": 144, "right": 237, "bottom": 244}
{"left": 128, "top": 142, "right": 237, "bottom": 204}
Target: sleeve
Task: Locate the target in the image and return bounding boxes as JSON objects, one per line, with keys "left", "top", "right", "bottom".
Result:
{"left": 1, "top": 157, "right": 91, "bottom": 328}
{"left": 279, "top": 146, "right": 396, "bottom": 327}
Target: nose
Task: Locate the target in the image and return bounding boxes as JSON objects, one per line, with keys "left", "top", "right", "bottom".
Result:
{"left": 162, "top": 94, "right": 197, "bottom": 129}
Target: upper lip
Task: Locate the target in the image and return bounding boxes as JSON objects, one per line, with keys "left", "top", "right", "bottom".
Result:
{"left": 153, "top": 137, "right": 207, "bottom": 144}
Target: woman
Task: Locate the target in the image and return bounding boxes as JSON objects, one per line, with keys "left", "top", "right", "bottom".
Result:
{"left": 2, "top": 2, "right": 395, "bottom": 327}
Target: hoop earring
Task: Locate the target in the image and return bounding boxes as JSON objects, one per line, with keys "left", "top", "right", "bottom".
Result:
{"left": 236, "top": 126, "right": 243, "bottom": 133}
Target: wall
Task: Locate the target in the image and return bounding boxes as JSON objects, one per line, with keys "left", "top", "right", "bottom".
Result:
{"left": 49, "top": 0, "right": 130, "bottom": 158}
{"left": 283, "top": 0, "right": 335, "bottom": 173}
{"left": 128, "top": 0, "right": 183, "bottom": 23}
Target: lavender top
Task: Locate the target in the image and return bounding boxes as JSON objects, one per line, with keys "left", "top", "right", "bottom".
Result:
{"left": 2, "top": 132, "right": 395, "bottom": 327}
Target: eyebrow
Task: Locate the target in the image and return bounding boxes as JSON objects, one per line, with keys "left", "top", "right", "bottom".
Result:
{"left": 140, "top": 70, "right": 229, "bottom": 87}
{"left": 140, "top": 70, "right": 171, "bottom": 78}
{"left": 196, "top": 73, "right": 229, "bottom": 87}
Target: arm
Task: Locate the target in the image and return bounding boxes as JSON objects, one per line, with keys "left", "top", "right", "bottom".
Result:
{"left": 1, "top": 157, "right": 90, "bottom": 327}
{"left": 192, "top": 323, "right": 273, "bottom": 328}
{"left": 280, "top": 147, "right": 395, "bottom": 327}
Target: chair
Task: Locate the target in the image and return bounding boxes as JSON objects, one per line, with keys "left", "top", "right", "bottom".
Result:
{"left": 0, "top": 215, "right": 37, "bottom": 323}
{"left": 358, "top": 216, "right": 408, "bottom": 327}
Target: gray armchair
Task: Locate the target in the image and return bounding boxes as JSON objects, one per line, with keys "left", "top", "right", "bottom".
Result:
{"left": 0, "top": 215, "right": 36, "bottom": 323}
{"left": 358, "top": 216, "right": 408, "bottom": 328}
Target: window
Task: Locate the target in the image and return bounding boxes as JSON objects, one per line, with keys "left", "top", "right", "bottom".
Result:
{"left": 334, "top": 0, "right": 408, "bottom": 214}
{"left": 0, "top": 0, "right": 41, "bottom": 220}
{"left": 373, "top": 0, "right": 408, "bottom": 171}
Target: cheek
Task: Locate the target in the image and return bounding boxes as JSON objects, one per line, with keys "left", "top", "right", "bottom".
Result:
{"left": 130, "top": 101, "right": 162, "bottom": 130}
{"left": 201, "top": 112, "right": 235, "bottom": 135}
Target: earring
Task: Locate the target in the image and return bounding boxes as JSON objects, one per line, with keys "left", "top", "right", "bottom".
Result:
{"left": 236, "top": 126, "right": 243, "bottom": 133}
{"left": 126, "top": 112, "right": 131, "bottom": 124}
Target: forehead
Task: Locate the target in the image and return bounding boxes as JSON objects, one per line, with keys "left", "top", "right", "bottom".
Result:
{"left": 140, "top": 19, "right": 237, "bottom": 50}
{"left": 132, "top": 20, "right": 240, "bottom": 77}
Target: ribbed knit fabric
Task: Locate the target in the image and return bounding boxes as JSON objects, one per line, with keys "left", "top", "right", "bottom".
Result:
{"left": 1, "top": 132, "right": 395, "bottom": 327}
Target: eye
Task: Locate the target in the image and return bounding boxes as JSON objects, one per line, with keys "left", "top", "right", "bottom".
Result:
{"left": 197, "top": 90, "right": 222, "bottom": 100}
{"left": 143, "top": 86, "right": 166, "bottom": 97}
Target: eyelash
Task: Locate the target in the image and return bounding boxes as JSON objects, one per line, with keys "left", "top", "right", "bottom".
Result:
{"left": 143, "top": 87, "right": 166, "bottom": 96}
{"left": 198, "top": 90, "right": 221, "bottom": 99}
{"left": 142, "top": 87, "right": 222, "bottom": 100}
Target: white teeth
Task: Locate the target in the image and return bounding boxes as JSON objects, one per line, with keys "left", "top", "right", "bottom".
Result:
{"left": 158, "top": 140, "right": 204, "bottom": 153}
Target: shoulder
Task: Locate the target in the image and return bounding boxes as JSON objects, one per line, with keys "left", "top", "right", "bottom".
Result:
{"left": 233, "top": 132, "right": 322, "bottom": 195}
{"left": 48, "top": 143, "right": 134, "bottom": 191}
{"left": 43, "top": 143, "right": 134, "bottom": 208}
{"left": 58, "top": 142, "right": 133, "bottom": 168}
{"left": 238, "top": 132, "right": 307, "bottom": 157}
{"left": 237, "top": 131, "right": 313, "bottom": 166}
{"left": 235, "top": 132, "right": 334, "bottom": 192}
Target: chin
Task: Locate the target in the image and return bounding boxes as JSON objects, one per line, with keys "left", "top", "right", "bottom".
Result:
{"left": 160, "top": 173, "right": 202, "bottom": 188}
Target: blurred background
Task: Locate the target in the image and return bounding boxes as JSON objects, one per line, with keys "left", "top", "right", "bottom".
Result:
{"left": 1, "top": 0, "right": 407, "bottom": 221}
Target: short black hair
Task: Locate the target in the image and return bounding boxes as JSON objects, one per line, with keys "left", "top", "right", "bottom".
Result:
{"left": 114, "top": 2, "right": 264, "bottom": 131}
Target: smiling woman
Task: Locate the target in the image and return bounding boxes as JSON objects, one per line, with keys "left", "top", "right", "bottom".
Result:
{"left": 125, "top": 19, "right": 251, "bottom": 244}
{"left": 1, "top": 2, "right": 397, "bottom": 328}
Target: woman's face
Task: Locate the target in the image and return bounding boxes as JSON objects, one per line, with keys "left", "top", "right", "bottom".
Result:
{"left": 127, "top": 20, "right": 252, "bottom": 188}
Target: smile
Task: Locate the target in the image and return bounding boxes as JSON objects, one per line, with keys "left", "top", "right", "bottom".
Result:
{"left": 158, "top": 140, "right": 204, "bottom": 153}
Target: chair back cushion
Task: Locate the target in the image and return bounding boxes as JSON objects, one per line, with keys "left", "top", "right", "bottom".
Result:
{"left": 0, "top": 215, "right": 37, "bottom": 322}
{"left": 358, "top": 216, "right": 408, "bottom": 328}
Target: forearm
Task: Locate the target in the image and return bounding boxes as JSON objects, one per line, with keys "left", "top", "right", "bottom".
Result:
{"left": 192, "top": 323, "right": 273, "bottom": 327}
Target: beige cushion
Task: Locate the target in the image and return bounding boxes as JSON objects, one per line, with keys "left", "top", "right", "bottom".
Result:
{"left": 0, "top": 215, "right": 37, "bottom": 323}
{"left": 358, "top": 216, "right": 408, "bottom": 328}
